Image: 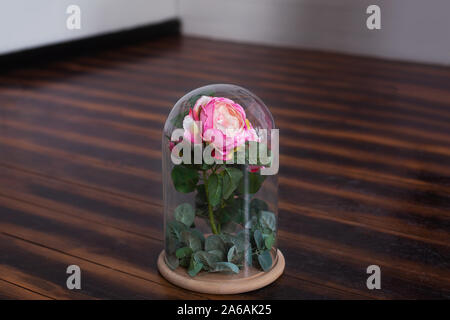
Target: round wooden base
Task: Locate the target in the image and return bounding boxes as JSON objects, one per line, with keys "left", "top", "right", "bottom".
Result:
{"left": 157, "top": 249, "right": 285, "bottom": 294}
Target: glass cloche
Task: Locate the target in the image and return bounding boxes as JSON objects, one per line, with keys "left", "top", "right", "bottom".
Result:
{"left": 158, "top": 84, "right": 283, "bottom": 294}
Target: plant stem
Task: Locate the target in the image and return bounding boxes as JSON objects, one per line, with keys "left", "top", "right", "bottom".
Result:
{"left": 203, "top": 170, "right": 219, "bottom": 234}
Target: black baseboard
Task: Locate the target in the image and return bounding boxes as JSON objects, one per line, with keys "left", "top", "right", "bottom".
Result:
{"left": 0, "top": 18, "right": 180, "bottom": 70}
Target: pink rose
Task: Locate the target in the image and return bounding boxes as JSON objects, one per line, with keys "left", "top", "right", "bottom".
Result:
{"left": 182, "top": 96, "right": 259, "bottom": 159}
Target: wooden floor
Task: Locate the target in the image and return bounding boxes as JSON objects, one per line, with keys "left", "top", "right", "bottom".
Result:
{"left": 0, "top": 34, "right": 449, "bottom": 299}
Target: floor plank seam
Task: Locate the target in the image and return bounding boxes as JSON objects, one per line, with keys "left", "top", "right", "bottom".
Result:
{"left": 0, "top": 278, "right": 55, "bottom": 300}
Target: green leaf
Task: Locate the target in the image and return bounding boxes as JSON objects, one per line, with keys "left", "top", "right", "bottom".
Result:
{"left": 205, "top": 235, "right": 226, "bottom": 253}
{"left": 181, "top": 231, "right": 202, "bottom": 252}
{"left": 193, "top": 251, "right": 220, "bottom": 269}
{"left": 232, "top": 234, "right": 245, "bottom": 252}
{"left": 176, "top": 247, "right": 193, "bottom": 259}
{"left": 257, "top": 250, "right": 273, "bottom": 272}
{"left": 211, "top": 262, "right": 239, "bottom": 274}
{"left": 207, "top": 173, "right": 222, "bottom": 206}
{"left": 217, "top": 206, "right": 233, "bottom": 225}
{"left": 219, "top": 233, "right": 234, "bottom": 245}
{"left": 217, "top": 197, "right": 244, "bottom": 228}
{"left": 208, "top": 249, "right": 225, "bottom": 261}
{"left": 227, "top": 246, "right": 237, "bottom": 263}
{"left": 259, "top": 211, "right": 276, "bottom": 232}
{"left": 222, "top": 168, "right": 243, "bottom": 199}
{"left": 166, "top": 220, "right": 188, "bottom": 241}
{"left": 190, "top": 228, "right": 205, "bottom": 246}
{"left": 238, "top": 171, "right": 265, "bottom": 194}
{"left": 254, "top": 229, "right": 264, "bottom": 250}
{"left": 172, "top": 165, "right": 199, "bottom": 193}
{"left": 166, "top": 254, "right": 179, "bottom": 270}
{"left": 188, "top": 257, "right": 203, "bottom": 277}
{"left": 187, "top": 91, "right": 215, "bottom": 109}
{"left": 174, "top": 203, "right": 195, "bottom": 227}
{"left": 179, "top": 257, "right": 190, "bottom": 268}
{"left": 264, "top": 233, "right": 275, "bottom": 250}
{"left": 171, "top": 109, "right": 189, "bottom": 129}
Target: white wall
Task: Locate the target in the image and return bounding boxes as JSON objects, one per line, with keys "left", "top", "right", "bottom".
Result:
{"left": 0, "top": 0, "right": 177, "bottom": 54}
{"left": 180, "top": 0, "right": 450, "bottom": 65}
{"left": 2, "top": 0, "right": 449, "bottom": 65}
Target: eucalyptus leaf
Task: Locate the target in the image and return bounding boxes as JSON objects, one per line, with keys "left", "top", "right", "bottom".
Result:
{"left": 257, "top": 250, "right": 273, "bottom": 272}
{"left": 245, "top": 215, "right": 258, "bottom": 230}
{"left": 176, "top": 247, "right": 193, "bottom": 259}
{"left": 227, "top": 245, "right": 245, "bottom": 265}
{"left": 254, "top": 229, "right": 264, "bottom": 250}
{"left": 205, "top": 235, "right": 226, "bottom": 254}
{"left": 179, "top": 257, "right": 190, "bottom": 268}
{"left": 188, "top": 257, "right": 203, "bottom": 277}
{"left": 166, "top": 220, "right": 188, "bottom": 241}
{"left": 181, "top": 231, "right": 202, "bottom": 252}
{"left": 264, "top": 233, "right": 275, "bottom": 250}
{"left": 259, "top": 210, "right": 276, "bottom": 232}
{"left": 219, "top": 233, "right": 234, "bottom": 245}
{"left": 193, "top": 251, "right": 220, "bottom": 269}
{"left": 211, "top": 262, "right": 239, "bottom": 274}
{"left": 227, "top": 246, "right": 237, "bottom": 262}
{"left": 208, "top": 249, "right": 225, "bottom": 261}
{"left": 174, "top": 203, "right": 195, "bottom": 227}
{"left": 231, "top": 234, "right": 245, "bottom": 252}
{"left": 190, "top": 229, "right": 205, "bottom": 246}
{"left": 207, "top": 173, "right": 222, "bottom": 206}
{"left": 172, "top": 165, "right": 199, "bottom": 193}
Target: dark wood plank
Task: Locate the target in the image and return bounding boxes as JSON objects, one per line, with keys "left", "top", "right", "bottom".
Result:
{"left": 0, "top": 34, "right": 449, "bottom": 299}
{"left": 0, "top": 279, "right": 52, "bottom": 300}
{"left": 0, "top": 166, "right": 365, "bottom": 299}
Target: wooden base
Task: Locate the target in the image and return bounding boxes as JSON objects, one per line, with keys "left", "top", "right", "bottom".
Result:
{"left": 157, "top": 249, "right": 285, "bottom": 294}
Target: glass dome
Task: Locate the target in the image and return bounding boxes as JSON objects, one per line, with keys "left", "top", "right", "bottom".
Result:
{"left": 161, "top": 84, "right": 279, "bottom": 286}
